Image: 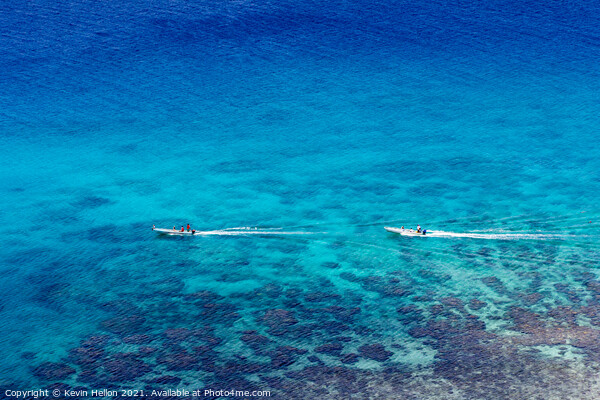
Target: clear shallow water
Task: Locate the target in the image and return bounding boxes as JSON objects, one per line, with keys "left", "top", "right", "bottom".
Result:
{"left": 1, "top": 0, "right": 600, "bottom": 398}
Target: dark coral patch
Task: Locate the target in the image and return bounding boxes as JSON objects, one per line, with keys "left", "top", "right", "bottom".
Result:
{"left": 138, "top": 347, "right": 158, "bottom": 357}
{"left": 101, "top": 353, "right": 152, "bottom": 382}
{"left": 412, "top": 294, "right": 434, "bottom": 302}
{"left": 425, "top": 320, "right": 462, "bottom": 339}
{"left": 81, "top": 335, "right": 110, "bottom": 347}
{"left": 398, "top": 305, "right": 424, "bottom": 323}
{"left": 69, "top": 345, "right": 105, "bottom": 366}
{"left": 194, "top": 344, "right": 219, "bottom": 359}
{"left": 340, "top": 353, "right": 359, "bottom": 364}
{"left": 222, "top": 361, "right": 269, "bottom": 374}
{"left": 269, "top": 346, "right": 307, "bottom": 368}
{"left": 468, "top": 299, "right": 487, "bottom": 310}
{"left": 187, "top": 326, "right": 219, "bottom": 342}
{"left": 429, "top": 304, "right": 445, "bottom": 316}
{"left": 315, "top": 342, "right": 344, "bottom": 355}
{"left": 260, "top": 309, "right": 298, "bottom": 328}
{"left": 508, "top": 306, "right": 544, "bottom": 334}
{"left": 464, "top": 316, "right": 487, "bottom": 332}
{"left": 517, "top": 292, "right": 543, "bottom": 306}
{"left": 270, "top": 352, "right": 295, "bottom": 368}
{"left": 554, "top": 283, "right": 581, "bottom": 303}
{"left": 321, "top": 320, "right": 350, "bottom": 335}
{"left": 157, "top": 351, "right": 199, "bottom": 371}
{"left": 241, "top": 331, "right": 270, "bottom": 348}
{"left": 381, "top": 285, "right": 411, "bottom": 297}
{"left": 440, "top": 297, "right": 465, "bottom": 311}
{"left": 548, "top": 306, "right": 579, "bottom": 326}
{"left": 77, "top": 368, "right": 99, "bottom": 384}
{"left": 358, "top": 344, "right": 393, "bottom": 362}
{"left": 398, "top": 305, "right": 420, "bottom": 314}
{"left": 122, "top": 334, "right": 153, "bottom": 344}
{"left": 164, "top": 328, "right": 193, "bottom": 341}
{"left": 481, "top": 276, "right": 509, "bottom": 294}
{"left": 33, "top": 362, "right": 76, "bottom": 381}
{"left": 354, "top": 275, "right": 412, "bottom": 297}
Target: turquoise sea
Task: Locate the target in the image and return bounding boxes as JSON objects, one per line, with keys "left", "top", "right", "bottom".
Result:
{"left": 1, "top": 0, "right": 600, "bottom": 398}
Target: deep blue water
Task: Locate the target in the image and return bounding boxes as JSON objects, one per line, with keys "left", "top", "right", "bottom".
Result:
{"left": 1, "top": 0, "right": 600, "bottom": 398}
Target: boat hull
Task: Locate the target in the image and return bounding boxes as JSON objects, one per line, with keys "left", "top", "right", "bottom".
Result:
{"left": 153, "top": 228, "right": 195, "bottom": 235}
{"left": 384, "top": 227, "right": 428, "bottom": 237}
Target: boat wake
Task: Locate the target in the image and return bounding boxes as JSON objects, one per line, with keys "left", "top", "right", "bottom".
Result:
{"left": 387, "top": 227, "right": 584, "bottom": 241}
{"left": 200, "top": 229, "right": 321, "bottom": 236}
{"left": 426, "top": 230, "right": 581, "bottom": 240}
{"left": 153, "top": 227, "right": 322, "bottom": 236}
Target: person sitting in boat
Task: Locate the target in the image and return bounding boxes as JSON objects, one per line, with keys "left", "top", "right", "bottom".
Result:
{"left": 191, "top": 229, "right": 195, "bottom": 235}
{"left": 173, "top": 226, "right": 176, "bottom": 230}
{"left": 187, "top": 223, "right": 191, "bottom": 232}
{"left": 422, "top": 229, "right": 427, "bottom": 235}
{"left": 417, "top": 225, "right": 421, "bottom": 233}
{"left": 401, "top": 226, "right": 404, "bottom": 230}
{"left": 180, "top": 226, "right": 185, "bottom": 232}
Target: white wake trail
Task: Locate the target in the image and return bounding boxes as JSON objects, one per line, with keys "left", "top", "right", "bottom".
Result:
{"left": 198, "top": 229, "right": 323, "bottom": 236}
{"left": 421, "top": 230, "right": 584, "bottom": 240}
{"left": 153, "top": 227, "right": 324, "bottom": 236}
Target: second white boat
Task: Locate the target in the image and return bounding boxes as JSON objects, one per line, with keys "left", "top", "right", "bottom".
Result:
{"left": 384, "top": 226, "right": 429, "bottom": 237}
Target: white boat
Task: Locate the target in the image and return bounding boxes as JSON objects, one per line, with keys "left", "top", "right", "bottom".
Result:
{"left": 153, "top": 227, "right": 196, "bottom": 235}
{"left": 384, "top": 226, "right": 428, "bottom": 237}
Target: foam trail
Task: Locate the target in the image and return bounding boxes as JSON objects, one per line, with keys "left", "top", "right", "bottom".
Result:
{"left": 418, "top": 230, "right": 583, "bottom": 240}
{"left": 199, "top": 229, "right": 323, "bottom": 236}
{"left": 470, "top": 222, "right": 600, "bottom": 233}
{"left": 154, "top": 227, "right": 323, "bottom": 236}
